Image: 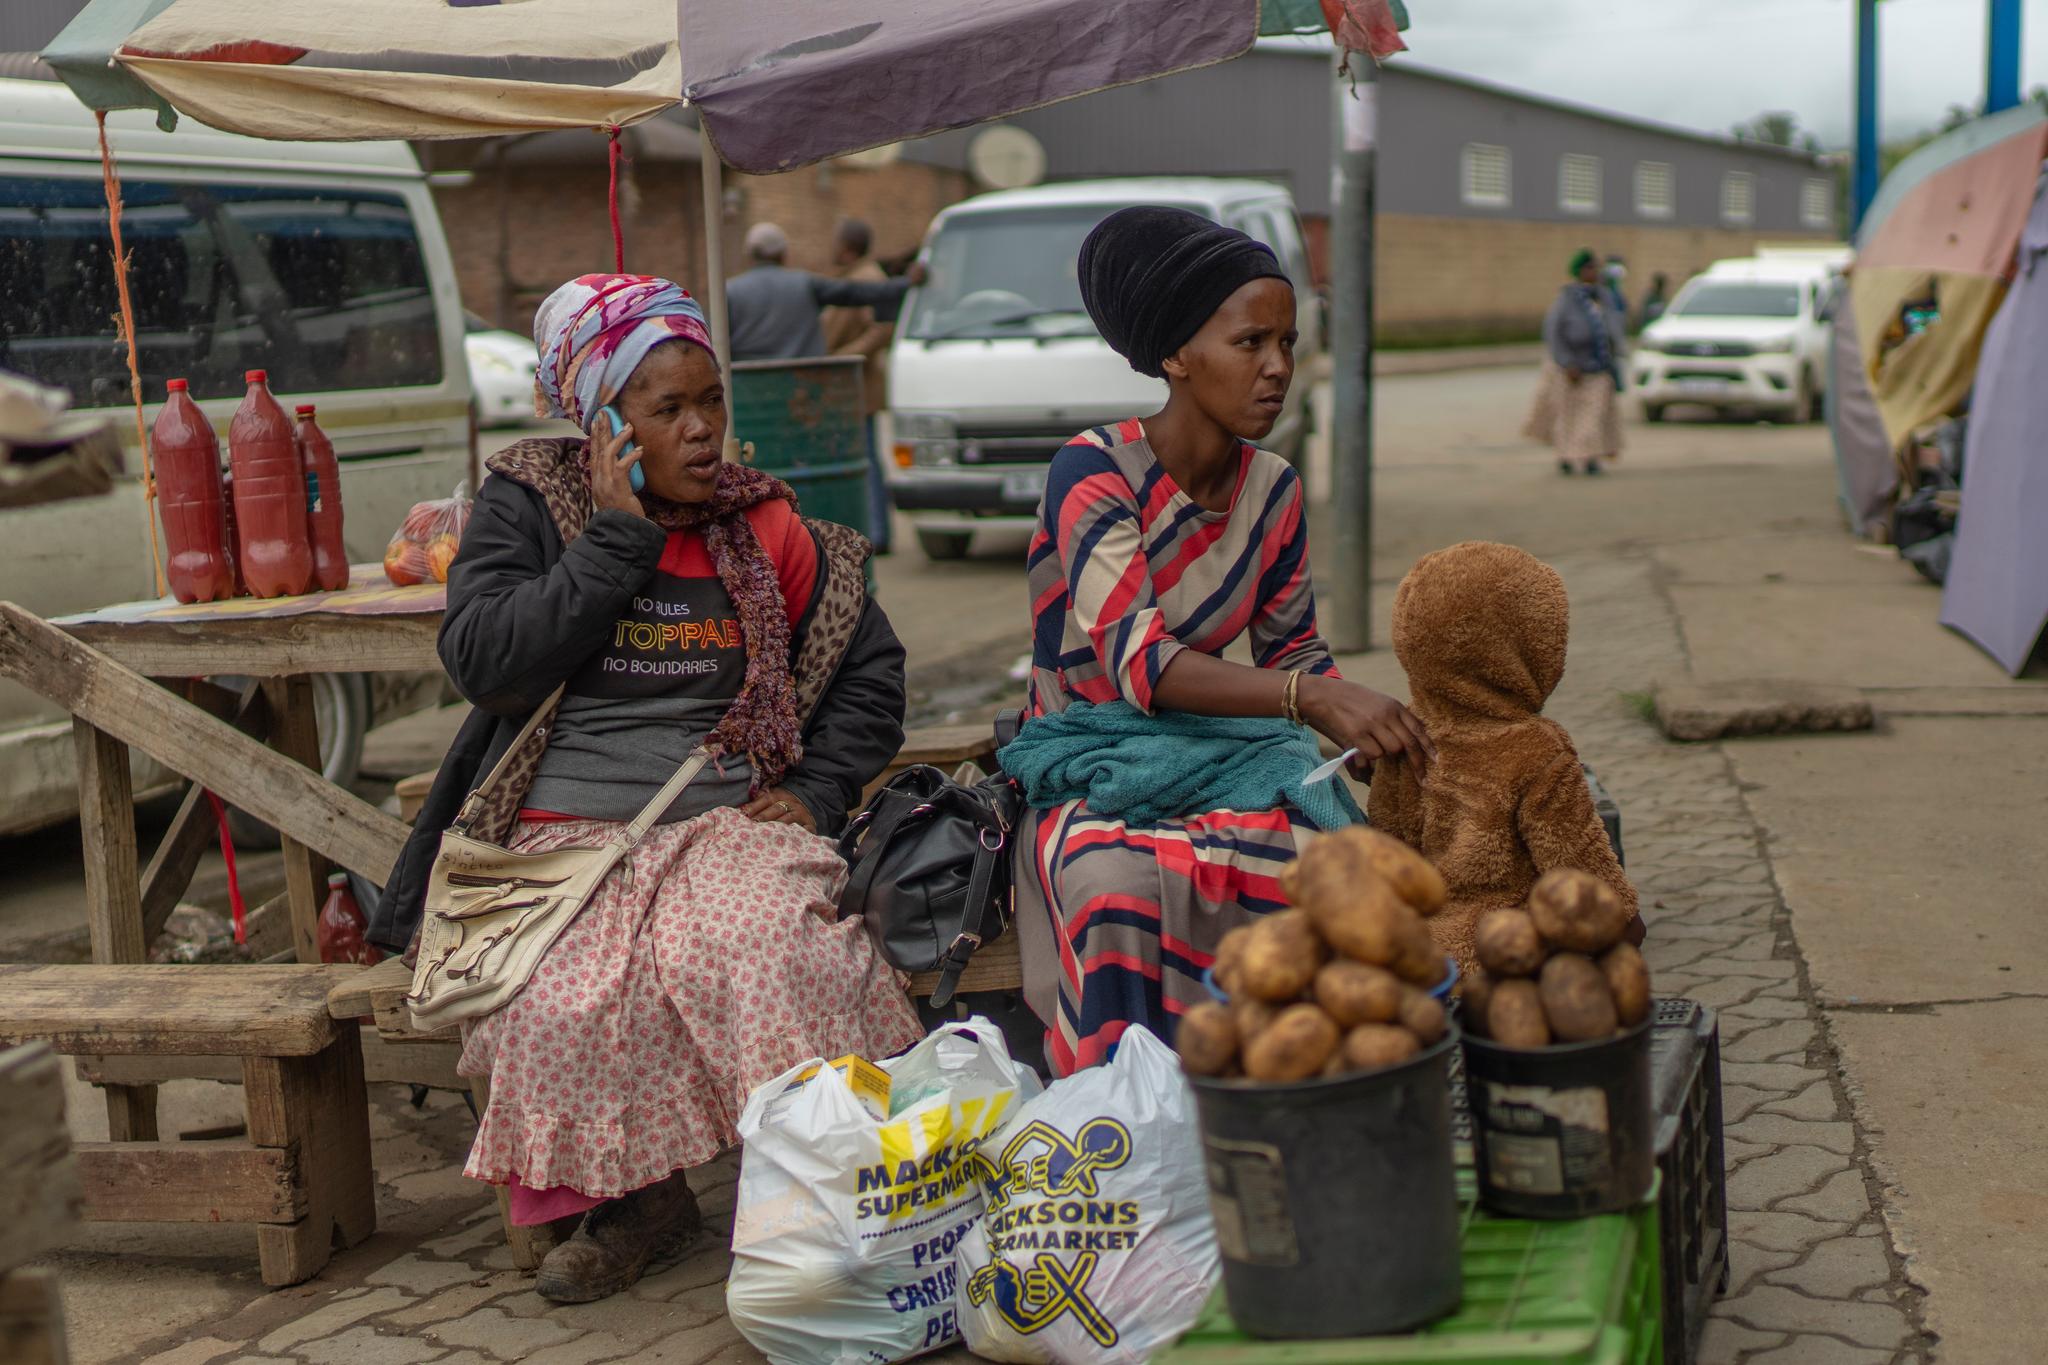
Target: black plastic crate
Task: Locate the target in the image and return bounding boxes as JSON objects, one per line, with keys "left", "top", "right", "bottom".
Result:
{"left": 1649, "top": 999, "right": 1729, "bottom": 1365}
{"left": 1446, "top": 997, "right": 1728, "bottom": 1364}
{"left": 1584, "top": 764, "right": 1624, "bottom": 866}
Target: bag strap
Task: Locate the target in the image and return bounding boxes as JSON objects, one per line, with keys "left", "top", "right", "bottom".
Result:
{"left": 836, "top": 783, "right": 930, "bottom": 920}
{"left": 450, "top": 683, "right": 567, "bottom": 834}
{"left": 927, "top": 829, "right": 1005, "bottom": 1011}
{"left": 620, "top": 748, "right": 712, "bottom": 847}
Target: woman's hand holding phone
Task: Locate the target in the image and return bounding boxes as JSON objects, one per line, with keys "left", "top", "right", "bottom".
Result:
{"left": 590, "top": 406, "right": 646, "bottom": 519}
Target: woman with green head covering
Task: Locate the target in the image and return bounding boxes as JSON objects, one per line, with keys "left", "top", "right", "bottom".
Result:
{"left": 1524, "top": 247, "right": 1625, "bottom": 474}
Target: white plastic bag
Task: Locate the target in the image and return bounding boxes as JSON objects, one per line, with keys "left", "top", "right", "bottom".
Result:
{"left": 727, "top": 1019, "right": 1042, "bottom": 1365}
{"left": 957, "top": 1026, "right": 1219, "bottom": 1365}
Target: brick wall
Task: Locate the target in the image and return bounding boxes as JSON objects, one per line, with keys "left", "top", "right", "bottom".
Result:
{"left": 432, "top": 157, "right": 972, "bottom": 333}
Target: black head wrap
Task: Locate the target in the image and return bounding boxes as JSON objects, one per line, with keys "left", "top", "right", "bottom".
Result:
{"left": 1078, "top": 206, "right": 1292, "bottom": 379}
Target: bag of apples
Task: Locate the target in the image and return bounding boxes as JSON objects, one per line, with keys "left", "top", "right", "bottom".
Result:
{"left": 383, "top": 483, "right": 471, "bottom": 586}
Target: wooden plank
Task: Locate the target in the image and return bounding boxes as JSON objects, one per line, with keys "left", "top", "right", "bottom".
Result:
{"left": 267, "top": 677, "right": 329, "bottom": 966}
{"left": 0, "top": 965, "right": 346, "bottom": 1057}
{"left": 81, "top": 1028, "right": 467, "bottom": 1092}
{"left": 72, "top": 721, "right": 144, "bottom": 965}
{"left": 0, "top": 1046, "right": 81, "bottom": 1277}
{"left": 907, "top": 931, "right": 1024, "bottom": 998}
{"left": 243, "top": 1036, "right": 376, "bottom": 1286}
{"left": 863, "top": 721, "right": 1000, "bottom": 803}
{"left": 61, "top": 612, "right": 441, "bottom": 679}
{"left": 73, "top": 1142, "right": 304, "bottom": 1223}
{"left": 326, "top": 956, "right": 413, "bottom": 1021}
{"left": 371, "top": 991, "right": 451, "bottom": 1044}
{"left": 138, "top": 683, "right": 269, "bottom": 946}
{"left": 0, "top": 604, "right": 408, "bottom": 881}
{"left": 0, "top": 1268, "right": 71, "bottom": 1365}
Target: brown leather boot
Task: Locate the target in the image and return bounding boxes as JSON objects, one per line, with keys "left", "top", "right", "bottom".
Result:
{"left": 535, "top": 1171, "right": 703, "bottom": 1303}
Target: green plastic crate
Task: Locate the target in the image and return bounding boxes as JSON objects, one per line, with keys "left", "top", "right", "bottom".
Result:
{"left": 1158, "top": 1174, "right": 1663, "bottom": 1365}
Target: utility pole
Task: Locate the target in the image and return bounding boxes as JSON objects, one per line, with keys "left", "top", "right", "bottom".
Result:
{"left": 1324, "top": 52, "right": 1376, "bottom": 654}
{"left": 1852, "top": 0, "right": 1880, "bottom": 234}
{"left": 1986, "top": 0, "right": 2022, "bottom": 114}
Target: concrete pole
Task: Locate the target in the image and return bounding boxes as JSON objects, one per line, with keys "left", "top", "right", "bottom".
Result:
{"left": 1985, "top": 0, "right": 2023, "bottom": 114}
{"left": 1852, "top": 0, "right": 1880, "bottom": 234}
{"left": 696, "top": 120, "right": 741, "bottom": 461}
{"left": 1323, "top": 53, "right": 1376, "bottom": 654}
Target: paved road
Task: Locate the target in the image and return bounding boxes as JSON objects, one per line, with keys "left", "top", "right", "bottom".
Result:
{"left": 18, "top": 365, "right": 2048, "bottom": 1364}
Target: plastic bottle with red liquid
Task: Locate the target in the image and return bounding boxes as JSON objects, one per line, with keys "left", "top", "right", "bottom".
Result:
{"left": 316, "top": 871, "right": 382, "bottom": 966}
{"left": 294, "top": 405, "right": 348, "bottom": 591}
{"left": 150, "top": 379, "right": 237, "bottom": 604}
{"left": 228, "top": 369, "right": 313, "bottom": 597}
{"left": 219, "top": 469, "right": 247, "bottom": 597}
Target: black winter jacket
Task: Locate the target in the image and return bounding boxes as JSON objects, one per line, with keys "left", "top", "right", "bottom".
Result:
{"left": 370, "top": 474, "right": 907, "bottom": 953}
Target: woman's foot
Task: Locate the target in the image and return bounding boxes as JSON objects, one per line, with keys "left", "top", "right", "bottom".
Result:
{"left": 1558, "top": 458, "right": 1576, "bottom": 476}
{"left": 535, "top": 1172, "right": 702, "bottom": 1303}
{"left": 1582, "top": 459, "right": 1605, "bottom": 476}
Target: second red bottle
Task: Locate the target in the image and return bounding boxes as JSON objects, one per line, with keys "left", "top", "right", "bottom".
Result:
{"left": 228, "top": 369, "right": 313, "bottom": 597}
{"left": 295, "top": 405, "right": 348, "bottom": 592}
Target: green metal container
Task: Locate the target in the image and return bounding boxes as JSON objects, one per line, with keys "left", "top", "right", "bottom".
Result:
{"left": 729, "top": 355, "right": 871, "bottom": 539}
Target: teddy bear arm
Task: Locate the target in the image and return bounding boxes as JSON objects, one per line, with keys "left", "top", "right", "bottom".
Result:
{"left": 1517, "top": 744, "right": 1640, "bottom": 920}
{"left": 1364, "top": 753, "right": 1424, "bottom": 846}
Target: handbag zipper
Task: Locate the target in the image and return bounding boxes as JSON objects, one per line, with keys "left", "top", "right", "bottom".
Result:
{"left": 444, "top": 872, "right": 571, "bottom": 890}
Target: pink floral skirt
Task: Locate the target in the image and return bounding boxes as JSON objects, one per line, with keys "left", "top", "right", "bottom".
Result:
{"left": 459, "top": 806, "right": 924, "bottom": 1199}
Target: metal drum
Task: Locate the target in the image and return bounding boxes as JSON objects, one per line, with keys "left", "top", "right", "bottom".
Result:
{"left": 729, "top": 355, "right": 871, "bottom": 539}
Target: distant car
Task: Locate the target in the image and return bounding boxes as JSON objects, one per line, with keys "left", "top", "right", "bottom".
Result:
{"left": 1631, "top": 260, "right": 1838, "bottom": 423}
{"left": 465, "top": 312, "right": 539, "bottom": 428}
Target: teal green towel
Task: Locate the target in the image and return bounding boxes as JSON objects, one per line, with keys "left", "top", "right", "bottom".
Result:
{"left": 999, "top": 701, "right": 1364, "bottom": 832}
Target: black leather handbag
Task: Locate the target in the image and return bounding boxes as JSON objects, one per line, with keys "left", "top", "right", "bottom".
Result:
{"left": 837, "top": 763, "right": 1025, "bottom": 1010}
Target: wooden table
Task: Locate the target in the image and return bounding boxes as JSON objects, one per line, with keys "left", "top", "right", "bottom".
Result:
{"left": 0, "top": 570, "right": 441, "bottom": 1139}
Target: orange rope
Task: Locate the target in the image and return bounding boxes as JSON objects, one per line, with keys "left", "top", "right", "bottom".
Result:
{"left": 606, "top": 126, "right": 626, "bottom": 272}
{"left": 97, "top": 111, "right": 166, "bottom": 598}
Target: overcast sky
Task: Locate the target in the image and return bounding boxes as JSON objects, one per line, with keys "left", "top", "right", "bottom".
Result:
{"left": 1385, "top": 0, "right": 2046, "bottom": 147}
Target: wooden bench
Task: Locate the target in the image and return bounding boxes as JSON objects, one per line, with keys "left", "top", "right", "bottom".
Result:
{"left": 0, "top": 965, "right": 375, "bottom": 1287}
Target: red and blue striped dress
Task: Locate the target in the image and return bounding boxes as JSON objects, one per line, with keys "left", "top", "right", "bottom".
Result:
{"left": 1015, "top": 419, "right": 1341, "bottom": 1075}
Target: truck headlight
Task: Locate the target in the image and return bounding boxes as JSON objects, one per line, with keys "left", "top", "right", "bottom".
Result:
{"left": 1754, "top": 337, "right": 1795, "bottom": 353}
{"left": 891, "top": 412, "right": 958, "bottom": 468}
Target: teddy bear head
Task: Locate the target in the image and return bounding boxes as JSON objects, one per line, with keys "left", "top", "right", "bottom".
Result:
{"left": 1391, "top": 540, "right": 1569, "bottom": 721}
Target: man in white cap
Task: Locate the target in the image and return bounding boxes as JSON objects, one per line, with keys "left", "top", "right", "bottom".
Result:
{"left": 725, "top": 221, "right": 920, "bottom": 362}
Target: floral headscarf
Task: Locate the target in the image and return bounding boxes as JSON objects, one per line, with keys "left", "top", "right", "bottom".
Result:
{"left": 532, "top": 274, "right": 715, "bottom": 429}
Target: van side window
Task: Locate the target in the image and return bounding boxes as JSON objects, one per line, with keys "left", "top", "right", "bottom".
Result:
{"left": 1243, "top": 207, "right": 1310, "bottom": 290}
{"left": 0, "top": 175, "right": 442, "bottom": 406}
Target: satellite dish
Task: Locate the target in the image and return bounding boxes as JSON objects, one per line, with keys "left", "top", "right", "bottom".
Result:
{"left": 841, "top": 142, "right": 903, "bottom": 169}
{"left": 968, "top": 125, "right": 1047, "bottom": 191}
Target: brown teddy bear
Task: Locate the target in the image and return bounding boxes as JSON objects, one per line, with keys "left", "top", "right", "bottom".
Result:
{"left": 1366, "top": 541, "right": 1641, "bottom": 974}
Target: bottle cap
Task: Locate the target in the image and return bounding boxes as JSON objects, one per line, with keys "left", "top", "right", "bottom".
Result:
{"left": 166, "top": 378, "right": 188, "bottom": 393}
{"left": 245, "top": 369, "right": 267, "bottom": 384}
{"left": 327, "top": 872, "right": 350, "bottom": 889}
{"left": 295, "top": 404, "right": 316, "bottom": 417}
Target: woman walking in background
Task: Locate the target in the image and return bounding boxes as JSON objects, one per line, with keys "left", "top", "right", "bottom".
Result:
{"left": 1525, "top": 248, "right": 1625, "bottom": 475}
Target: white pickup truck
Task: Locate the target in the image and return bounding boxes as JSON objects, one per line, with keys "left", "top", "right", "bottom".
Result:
{"left": 1632, "top": 255, "right": 1843, "bottom": 424}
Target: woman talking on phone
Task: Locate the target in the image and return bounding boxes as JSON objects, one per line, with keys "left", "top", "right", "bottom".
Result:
{"left": 375, "top": 274, "right": 921, "bottom": 1304}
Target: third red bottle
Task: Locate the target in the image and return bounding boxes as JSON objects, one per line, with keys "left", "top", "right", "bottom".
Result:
{"left": 228, "top": 369, "right": 313, "bottom": 597}
{"left": 295, "top": 404, "right": 348, "bottom": 591}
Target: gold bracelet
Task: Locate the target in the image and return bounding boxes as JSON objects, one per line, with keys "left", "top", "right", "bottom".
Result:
{"left": 1283, "top": 669, "right": 1303, "bottom": 726}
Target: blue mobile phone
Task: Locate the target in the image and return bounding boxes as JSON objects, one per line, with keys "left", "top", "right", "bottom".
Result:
{"left": 597, "top": 404, "right": 645, "bottom": 492}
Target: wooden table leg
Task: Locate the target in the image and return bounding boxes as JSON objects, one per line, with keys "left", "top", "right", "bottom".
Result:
{"left": 466, "top": 1072, "right": 561, "bottom": 1270}
{"left": 71, "top": 719, "right": 157, "bottom": 1142}
{"left": 264, "top": 677, "right": 329, "bottom": 965}
{"left": 242, "top": 1036, "right": 376, "bottom": 1287}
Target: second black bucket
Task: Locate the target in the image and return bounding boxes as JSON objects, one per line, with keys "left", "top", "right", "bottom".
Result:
{"left": 1189, "top": 1032, "right": 1463, "bottom": 1339}
{"left": 1462, "top": 1016, "right": 1655, "bottom": 1219}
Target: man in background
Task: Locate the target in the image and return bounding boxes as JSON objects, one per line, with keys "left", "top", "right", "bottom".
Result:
{"left": 725, "top": 221, "right": 916, "bottom": 362}
{"left": 820, "top": 219, "right": 897, "bottom": 553}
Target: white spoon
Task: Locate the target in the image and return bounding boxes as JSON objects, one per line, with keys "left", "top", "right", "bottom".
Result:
{"left": 1303, "top": 747, "right": 1359, "bottom": 786}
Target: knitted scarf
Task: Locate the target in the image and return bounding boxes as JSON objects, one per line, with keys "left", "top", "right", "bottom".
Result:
{"left": 486, "top": 437, "right": 804, "bottom": 790}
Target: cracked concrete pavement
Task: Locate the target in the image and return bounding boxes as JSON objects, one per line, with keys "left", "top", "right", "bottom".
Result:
{"left": 14, "top": 366, "right": 2042, "bottom": 1363}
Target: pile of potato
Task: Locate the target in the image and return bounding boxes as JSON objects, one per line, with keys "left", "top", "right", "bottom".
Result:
{"left": 1177, "top": 827, "right": 1454, "bottom": 1084}
{"left": 1461, "top": 868, "right": 1650, "bottom": 1048}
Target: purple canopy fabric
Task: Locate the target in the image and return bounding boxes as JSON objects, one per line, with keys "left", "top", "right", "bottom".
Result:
{"left": 1940, "top": 178, "right": 2048, "bottom": 676}
{"left": 683, "top": 0, "right": 1261, "bottom": 175}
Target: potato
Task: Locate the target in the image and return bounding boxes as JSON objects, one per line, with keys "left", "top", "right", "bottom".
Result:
{"left": 1487, "top": 978, "right": 1552, "bottom": 1049}
{"left": 1527, "top": 868, "right": 1630, "bottom": 955}
{"left": 1475, "top": 908, "right": 1548, "bottom": 978}
{"left": 1176, "top": 1001, "right": 1239, "bottom": 1076}
{"left": 1397, "top": 988, "right": 1448, "bottom": 1044}
{"left": 1538, "top": 953, "right": 1619, "bottom": 1042}
{"left": 1210, "top": 925, "right": 1254, "bottom": 990}
{"left": 1350, "top": 828, "right": 1448, "bottom": 913}
{"left": 1320, "top": 1051, "right": 1352, "bottom": 1078}
{"left": 1243, "top": 1004, "right": 1342, "bottom": 1082}
{"left": 1459, "top": 970, "right": 1495, "bottom": 1038}
{"left": 1230, "top": 996, "right": 1279, "bottom": 1047}
{"left": 1235, "top": 913, "right": 1325, "bottom": 1001}
{"left": 1313, "top": 959, "right": 1405, "bottom": 1027}
{"left": 1599, "top": 941, "right": 1652, "bottom": 1027}
{"left": 1391, "top": 927, "right": 1447, "bottom": 989}
{"left": 1304, "top": 878, "right": 1420, "bottom": 966}
{"left": 1342, "top": 1022, "right": 1421, "bottom": 1071}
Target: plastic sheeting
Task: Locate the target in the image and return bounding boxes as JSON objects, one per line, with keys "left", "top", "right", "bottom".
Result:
{"left": 1940, "top": 179, "right": 2048, "bottom": 676}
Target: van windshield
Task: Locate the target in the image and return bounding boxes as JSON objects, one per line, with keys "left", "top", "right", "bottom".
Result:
{"left": 1671, "top": 281, "right": 1802, "bottom": 319}
{"left": 0, "top": 175, "right": 442, "bottom": 405}
{"left": 907, "top": 203, "right": 1206, "bottom": 342}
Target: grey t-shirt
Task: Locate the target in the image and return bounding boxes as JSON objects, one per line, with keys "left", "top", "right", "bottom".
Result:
{"left": 522, "top": 528, "right": 776, "bottom": 823}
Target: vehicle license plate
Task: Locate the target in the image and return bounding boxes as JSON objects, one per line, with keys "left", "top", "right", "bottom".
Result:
{"left": 1002, "top": 469, "right": 1048, "bottom": 502}
{"left": 1678, "top": 378, "right": 1732, "bottom": 394}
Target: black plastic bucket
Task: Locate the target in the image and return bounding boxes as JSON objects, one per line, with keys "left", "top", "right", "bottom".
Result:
{"left": 1189, "top": 1031, "right": 1463, "bottom": 1339}
{"left": 1461, "top": 1016, "right": 1654, "bottom": 1219}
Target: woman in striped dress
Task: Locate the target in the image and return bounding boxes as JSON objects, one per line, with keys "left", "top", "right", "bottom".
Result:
{"left": 1015, "top": 208, "right": 1436, "bottom": 1075}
